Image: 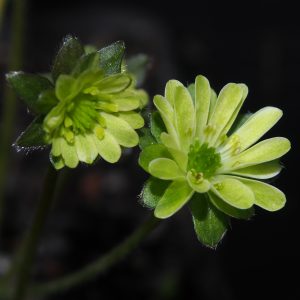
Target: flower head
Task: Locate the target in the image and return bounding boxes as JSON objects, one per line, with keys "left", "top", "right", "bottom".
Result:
{"left": 139, "top": 75, "right": 290, "bottom": 247}
{"left": 8, "top": 37, "right": 148, "bottom": 169}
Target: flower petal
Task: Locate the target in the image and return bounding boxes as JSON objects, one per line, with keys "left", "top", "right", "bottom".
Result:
{"left": 149, "top": 158, "right": 185, "bottom": 180}
{"left": 186, "top": 171, "right": 211, "bottom": 193}
{"left": 232, "top": 176, "right": 286, "bottom": 211}
{"left": 101, "top": 112, "right": 139, "bottom": 147}
{"left": 195, "top": 75, "right": 211, "bottom": 137}
{"left": 227, "top": 106, "right": 282, "bottom": 152}
{"left": 117, "top": 111, "right": 144, "bottom": 129}
{"left": 94, "top": 131, "right": 121, "bottom": 163}
{"left": 154, "top": 180, "right": 194, "bottom": 219}
{"left": 208, "top": 191, "right": 254, "bottom": 219}
{"left": 228, "top": 160, "right": 282, "bottom": 179}
{"left": 211, "top": 176, "right": 255, "bottom": 209}
{"left": 174, "top": 86, "right": 195, "bottom": 152}
{"left": 222, "top": 137, "right": 291, "bottom": 171}
{"left": 165, "top": 79, "right": 183, "bottom": 106}
{"left": 95, "top": 74, "right": 131, "bottom": 94}
{"left": 60, "top": 138, "right": 79, "bottom": 168}
{"left": 208, "top": 83, "right": 243, "bottom": 144}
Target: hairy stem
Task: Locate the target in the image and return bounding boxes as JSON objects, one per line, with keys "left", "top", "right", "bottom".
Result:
{"left": 12, "top": 166, "right": 59, "bottom": 300}
{"left": 31, "top": 215, "right": 160, "bottom": 296}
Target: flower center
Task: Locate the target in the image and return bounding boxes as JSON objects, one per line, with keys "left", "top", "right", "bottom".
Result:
{"left": 187, "top": 141, "right": 221, "bottom": 178}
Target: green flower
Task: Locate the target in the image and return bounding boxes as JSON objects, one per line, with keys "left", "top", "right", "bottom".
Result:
{"left": 8, "top": 36, "right": 148, "bottom": 169}
{"left": 139, "top": 75, "right": 290, "bottom": 247}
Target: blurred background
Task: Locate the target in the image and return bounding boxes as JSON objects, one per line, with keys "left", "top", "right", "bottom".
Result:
{"left": 0, "top": 0, "right": 299, "bottom": 299}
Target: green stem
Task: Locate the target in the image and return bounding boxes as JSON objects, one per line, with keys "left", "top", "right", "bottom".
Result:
{"left": 31, "top": 215, "right": 160, "bottom": 296}
{"left": 12, "top": 166, "right": 59, "bottom": 300}
{"left": 0, "top": 0, "right": 27, "bottom": 234}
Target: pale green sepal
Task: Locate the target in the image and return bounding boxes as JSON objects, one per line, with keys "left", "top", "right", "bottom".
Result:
{"left": 101, "top": 112, "right": 139, "bottom": 147}
{"left": 55, "top": 75, "right": 78, "bottom": 101}
{"left": 208, "top": 88, "right": 217, "bottom": 121}
{"left": 154, "top": 180, "right": 194, "bottom": 219}
{"left": 43, "top": 102, "right": 65, "bottom": 133}
{"left": 49, "top": 153, "right": 65, "bottom": 170}
{"left": 51, "top": 136, "right": 64, "bottom": 156}
{"left": 94, "top": 132, "right": 121, "bottom": 163}
{"left": 228, "top": 160, "right": 282, "bottom": 179}
{"left": 174, "top": 86, "right": 195, "bottom": 152}
{"left": 164, "top": 79, "right": 183, "bottom": 105}
{"left": 208, "top": 191, "right": 254, "bottom": 220}
{"left": 195, "top": 75, "right": 211, "bottom": 137}
{"left": 95, "top": 74, "right": 131, "bottom": 94}
{"left": 60, "top": 139, "right": 79, "bottom": 168}
{"left": 148, "top": 158, "right": 185, "bottom": 180}
{"left": 186, "top": 171, "right": 210, "bottom": 193}
{"left": 211, "top": 176, "right": 255, "bottom": 209}
{"left": 233, "top": 176, "right": 286, "bottom": 211}
{"left": 222, "top": 137, "right": 291, "bottom": 171}
{"left": 75, "top": 134, "right": 98, "bottom": 164}
{"left": 118, "top": 111, "right": 144, "bottom": 129}
{"left": 228, "top": 107, "right": 282, "bottom": 152}
{"left": 110, "top": 95, "right": 140, "bottom": 111}
{"left": 208, "top": 83, "right": 243, "bottom": 144}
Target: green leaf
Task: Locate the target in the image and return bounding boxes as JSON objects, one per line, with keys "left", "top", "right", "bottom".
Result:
{"left": 141, "top": 177, "right": 170, "bottom": 209}
{"left": 138, "top": 128, "right": 157, "bottom": 150}
{"left": 52, "top": 35, "right": 84, "bottom": 81}
{"left": 72, "top": 52, "right": 100, "bottom": 76}
{"left": 139, "top": 144, "right": 172, "bottom": 172}
{"left": 150, "top": 111, "right": 166, "bottom": 143}
{"left": 189, "top": 193, "right": 229, "bottom": 249}
{"left": 6, "top": 72, "right": 53, "bottom": 114}
{"left": 98, "top": 41, "right": 125, "bottom": 75}
{"left": 126, "top": 54, "right": 149, "bottom": 86}
{"left": 208, "top": 191, "right": 254, "bottom": 220}
{"left": 36, "top": 89, "right": 59, "bottom": 114}
{"left": 14, "top": 117, "right": 47, "bottom": 148}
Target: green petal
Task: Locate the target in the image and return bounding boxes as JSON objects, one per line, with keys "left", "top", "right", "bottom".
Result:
{"left": 75, "top": 134, "right": 98, "bottom": 164}
{"left": 139, "top": 144, "right": 172, "bottom": 172}
{"left": 189, "top": 193, "right": 229, "bottom": 248}
{"left": 153, "top": 95, "right": 178, "bottom": 141}
{"left": 186, "top": 171, "right": 210, "bottom": 193}
{"left": 195, "top": 75, "right": 211, "bottom": 137}
{"left": 154, "top": 180, "right": 194, "bottom": 219}
{"left": 60, "top": 138, "right": 79, "bottom": 168}
{"left": 208, "top": 83, "right": 243, "bottom": 144}
{"left": 95, "top": 74, "right": 131, "bottom": 94}
{"left": 164, "top": 79, "right": 183, "bottom": 106}
{"left": 94, "top": 131, "right": 121, "bottom": 163}
{"left": 222, "top": 137, "right": 291, "bottom": 171}
{"left": 208, "top": 191, "right": 254, "bottom": 219}
{"left": 148, "top": 158, "right": 185, "bottom": 180}
{"left": 118, "top": 111, "right": 144, "bottom": 129}
{"left": 101, "top": 112, "right": 139, "bottom": 147}
{"left": 235, "top": 177, "right": 286, "bottom": 211}
{"left": 228, "top": 160, "right": 282, "bottom": 179}
{"left": 211, "top": 176, "right": 255, "bottom": 209}
{"left": 227, "top": 107, "right": 282, "bottom": 152}
{"left": 160, "top": 132, "right": 187, "bottom": 171}
{"left": 173, "top": 86, "right": 195, "bottom": 152}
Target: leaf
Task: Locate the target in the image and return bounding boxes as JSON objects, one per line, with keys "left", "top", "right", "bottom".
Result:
{"left": 72, "top": 52, "right": 100, "bottom": 76}
{"left": 141, "top": 177, "right": 170, "bottom": 209}
{"left": 6, "top": 72, "right": 53, "bottom": 114}
{"left": 126, "top": 54, "right": 150, "bottom": 86}
{"left": 189, "top": 193, "right": 229, "bottom": 249}
{"left": 52, "top": 35, "right": 84, "bottom": 81}
{"left": 14, "top": 117, "right": 47, "bottom": 148}
{"left": 98, "top": 41, "right": 125, "bottom": 75}
{"left": 36, "top": 89, "right": 59, "bottom": 114}
{"left": 138, "top": 128, "right": 157, "bottom": 150}
{"left": 150, "top": 111, "right": 166, "bottom": 143}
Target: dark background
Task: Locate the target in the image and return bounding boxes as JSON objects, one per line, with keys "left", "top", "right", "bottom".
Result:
{"left": 0, "top": 0, "right": 299, "bottom": 299}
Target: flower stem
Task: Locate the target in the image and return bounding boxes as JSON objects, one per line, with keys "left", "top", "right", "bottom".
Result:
{"left": 0, "top": 0, "right": 27, "bottom": 235}
{"left": 30, "top": 215, "right": 160, "bottom": 297}
{"left": 12, "top": 166, "right": 59, "bottom": 300}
